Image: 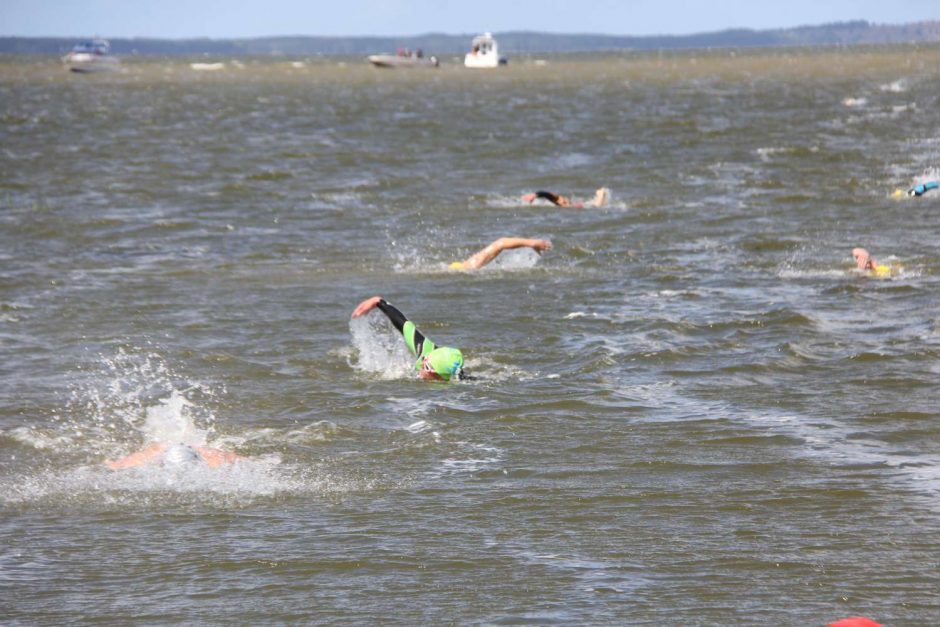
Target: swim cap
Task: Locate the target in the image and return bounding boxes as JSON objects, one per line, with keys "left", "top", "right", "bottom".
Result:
{"left": 162, "top": 443, "right": 202, "bottom": 467}
{"left": 873, "top": 264, "right": 891, "bottom": 276}
{"left": 425, "top": 346, "right": 464, "bottom": 380}
{"left": 449, "top": 261, "right": 466, "bottom": 270}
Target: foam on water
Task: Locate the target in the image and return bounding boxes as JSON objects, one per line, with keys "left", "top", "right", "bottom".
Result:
{"left": 880, "top": 79, "right": 908, "bottom": 93}
{"left": 842, "top": 97, "right": 868, "bottom": 108}
{"left": 910, "top": 166, "right": 940, "bottom": 188}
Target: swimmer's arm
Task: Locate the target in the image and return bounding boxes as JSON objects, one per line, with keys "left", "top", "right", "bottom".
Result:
{"left": 460, "top": 237, "right": 552, "bottom": 270}
{"left": 352, "top": 296, "right": 431, "bottom": 357}
{"left": 352, "top": 296, "right": 383, "bottom": 318}
{"left": 104, "top": 442, "right": 166, "bottom": 470}
{"left": 375, "top": 299, "right": 433, "bottom": 356}
{"left": 195, "top": 447, "right": 243, "bottom": 468}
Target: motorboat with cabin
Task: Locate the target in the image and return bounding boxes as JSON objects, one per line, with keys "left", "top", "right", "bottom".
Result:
{"left": 464, "top": 33, "right": 507, "bottom": 69}
{"left": 368, "top": 48, "right": 439, "bottom": 69}
{"left": 63, "top": 38, "right": 119, "bottom": 73}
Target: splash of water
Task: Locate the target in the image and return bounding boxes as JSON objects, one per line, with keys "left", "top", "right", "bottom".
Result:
{"left": 348, "top": 314, "right": 415, "bottom": 379}
{"left": 0, "top": 349, "right": 355, "bottom": 505}
{"left": 911, "top": 166, "right": 940, "bottom": 187}
{"left": 60, "top": 348, "right": 219, "bottom": 455}
{"left": 486, "top": 247, "right": 541, "bottom": 270}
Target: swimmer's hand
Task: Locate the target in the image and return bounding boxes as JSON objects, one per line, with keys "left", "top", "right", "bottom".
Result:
{"left": 352, "top": 296, "right": 383, "bottom": 318}
{"left": 521, "top": 192, "right": 537, "bottom": 204}
{"left": 532, "top": 239, "right": 552, "bottom": 253}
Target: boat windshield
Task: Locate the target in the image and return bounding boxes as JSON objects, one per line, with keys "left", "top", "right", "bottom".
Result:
{"left": 73, "top": 40, "right": 110, "bottom": 55}
{"left": 471, "top": 37, "right": 494, "bottom": 52}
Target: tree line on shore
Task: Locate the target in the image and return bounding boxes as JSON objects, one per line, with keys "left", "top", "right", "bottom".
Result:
{"left": 3, "top": 20, "right": 939, "bottom": 57}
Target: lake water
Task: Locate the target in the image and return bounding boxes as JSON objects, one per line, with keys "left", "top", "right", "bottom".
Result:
{"left": 1, "top": 48, "right": 939, "bottom": 624}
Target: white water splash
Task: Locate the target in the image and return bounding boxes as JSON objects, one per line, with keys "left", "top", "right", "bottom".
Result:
{"left": 0, "top": 349, "right": 329, "bottom": 505}
{"left": 348, "top": 314, "right": 416, "bottom": 379}
{"left": 485, "top": 246, "right": 542, "bottom": 270}
{"left": 879, "top": 79, "right": 908, "bottom": 93}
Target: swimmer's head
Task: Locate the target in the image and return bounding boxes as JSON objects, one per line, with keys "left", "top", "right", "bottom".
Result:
{"left": 420, "top": 346, "right": 464, "bottom": 381}
{"left": 161, "top": 443, "right": 203, "bottom": 468}
{"left": 852, "top": 247, "right": 873, "bottom": 270}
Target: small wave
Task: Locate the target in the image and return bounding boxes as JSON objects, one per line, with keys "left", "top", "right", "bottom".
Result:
{"left": 3, "top": 426, "right": 75, "bottom": 452}
{"left": 0, "top": 454, "right": 352, "bottom": 508}
{"left": 879, "top": 79, "right": 908, "bottom": 93}
{"left": 434, "top": 442, "right": 504, "bottom": 477}
{"left": 778, "top": 268, "right": 855, "bottom": 280}
{"left": 231, "top": 421, "right": 342, "bottom": 448}
{"left": 245, "top": 171, "right": 292, "bottom": 182}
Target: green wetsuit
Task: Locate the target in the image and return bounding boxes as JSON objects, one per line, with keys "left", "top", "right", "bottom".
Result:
{"left": 376, "top": 299, "right": 437, "bottom": 371}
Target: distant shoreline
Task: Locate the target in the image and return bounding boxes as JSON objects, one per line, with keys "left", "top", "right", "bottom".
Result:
{"left": 3, "top": 20, "right": 940, "bottom": 56}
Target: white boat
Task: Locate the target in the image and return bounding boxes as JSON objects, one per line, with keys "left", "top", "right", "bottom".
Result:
{"left": 368, "top": 49, "right": 439, "bottom": 69}
{"left": 63, "top": 39, "right": 119, "bottom": 73}
{"left": 190, "top": 62, "right": 226, "bottom": 71}
{"left": 464, "top": 33, "right": 507, "bottom": 69}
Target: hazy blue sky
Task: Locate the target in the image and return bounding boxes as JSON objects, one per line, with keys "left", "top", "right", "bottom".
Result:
{"left": 3, "top": 0, "right": 939, "bottom": 39}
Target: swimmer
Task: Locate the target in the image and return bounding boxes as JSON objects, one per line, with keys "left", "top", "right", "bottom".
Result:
{"left": 351, "top": 296, "right": 465, "bottom": 381}
{"left": 448, "top": 237, "right": 551, "bottom": 271}
{"left": 521, "top": 187, "right": 610, "bottom": 208}
{"left": 104, "top": 442, "right": 242, "bottom": 470}
{"left": 892, "top": 179, "right": 939, "bottom": 198}
{"left": 828, "top": 618, "right": 882, "bottom": 627}
{"left": 852, "top": 247, "right": 898, "bottom": 277}
{"left": 908, "top": 180, "right": 939, "bottom": 197}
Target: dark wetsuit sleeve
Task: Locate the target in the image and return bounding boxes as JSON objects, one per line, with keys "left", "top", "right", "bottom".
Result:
{"left": 376, "top": 299, "right": 434, "bottom": 358}
{"left": 376, "top": 299, "right": 408, "bottom": 333}
{"left": 535, "top": 190, "right": 562, "bottom": 205}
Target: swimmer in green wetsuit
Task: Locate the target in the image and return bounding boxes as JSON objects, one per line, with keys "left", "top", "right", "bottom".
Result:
{"left": 448, "top": 237, "right": 552, "bottom": 270}
{"left": 521, "top": 187, "right": 609, "bottom": 208}
{"left": 351, "top": 296, "right": 465, "bottom": 381}
{"left": 852, "top": 247, "right": 898, "bottom": 277}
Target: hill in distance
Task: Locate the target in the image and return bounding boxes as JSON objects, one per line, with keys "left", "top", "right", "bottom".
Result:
{"left": 2, "top": 20, "right": 940, "bottom": 56}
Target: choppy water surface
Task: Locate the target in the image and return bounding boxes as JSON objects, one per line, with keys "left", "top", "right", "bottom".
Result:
{"left": 2, "top": 48, "right": 939, "bottom": 624}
